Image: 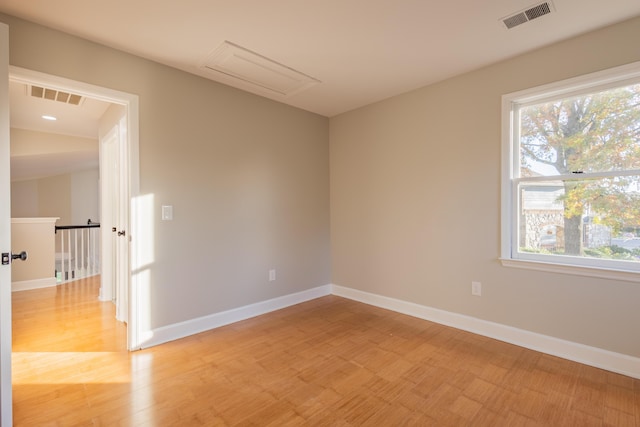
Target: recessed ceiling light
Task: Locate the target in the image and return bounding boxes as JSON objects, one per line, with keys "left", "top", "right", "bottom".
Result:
{"left": 42, "top": 115, "right": 57, "bottom": 121}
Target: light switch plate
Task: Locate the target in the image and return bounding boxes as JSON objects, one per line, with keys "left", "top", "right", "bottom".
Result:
{"left": 162, "top": 205, "right": 173, "bottom": 221}
{"left": 471, "top": 281, "right": 482, "bottom": 296}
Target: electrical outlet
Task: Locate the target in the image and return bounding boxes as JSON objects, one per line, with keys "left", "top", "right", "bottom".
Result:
{"left": 471, "top": 281, "right": 482, "bottom": 296}
{"left": 269, "top": 269, "right": 276, "bottom": 282}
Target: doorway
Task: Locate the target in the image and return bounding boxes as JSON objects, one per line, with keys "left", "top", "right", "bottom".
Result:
{"left": 8, "top": 66, "right": 140, "bottom": 350}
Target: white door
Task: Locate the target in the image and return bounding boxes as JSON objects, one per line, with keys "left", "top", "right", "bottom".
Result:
{"left": 99, "top": 127, "right": 117, "bottom": 303}
{"left": 115, "top": 115, "right": 129, "bottom": 323}
{"left": 0, "top": 22, "right": 12, "bottom": 425}
{"left": 100, "top": 122, "right": 128, "bottom": 322}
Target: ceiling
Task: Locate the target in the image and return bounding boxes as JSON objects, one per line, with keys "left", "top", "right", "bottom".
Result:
{"left": 1, "top": 0, "right": 639, "bottom": 119}
{"left": 8, "top": 80, "right": 111, "bottom": 180}
{"left": 9, "top": 80, "right": 111, "bottom": 138}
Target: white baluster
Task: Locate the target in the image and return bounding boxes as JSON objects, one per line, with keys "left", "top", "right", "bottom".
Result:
{"left": 88, "top": 228, "right": 92, "bottom": 276}
{"left": 60, "top": 230, "right": 66, "bottom": 283}
{"left": 74, "top": 229, "right": 78, "bottom": 280}
{"left": 66, "top": 229, "right": 72, "bottom": 281}
{"left": 80, "top": 228, "right": 85, "bottom": 278}
{"left": 89, "top": 227, "right": 94, "bottom": 277}
{"left": 92, "top": 227, "right": 96, "bottom": 276}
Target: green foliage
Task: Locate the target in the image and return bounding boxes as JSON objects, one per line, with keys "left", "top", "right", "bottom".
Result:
{"left": 583, "top": 245, "right": 640, "bottom": 261}
{"left": 523, "top": 245, "right": 640, "bottom": 261}
{"left": 521, "top": 85, "right": 640, "bottom": 176}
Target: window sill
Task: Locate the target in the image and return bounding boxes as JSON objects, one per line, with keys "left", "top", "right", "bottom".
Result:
{"left": 499, "top": 258, "right": 639, "bottom": 283}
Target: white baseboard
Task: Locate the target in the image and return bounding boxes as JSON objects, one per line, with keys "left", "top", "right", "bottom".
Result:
{"left": 12, "top": 277, "right": 57, "bottom": 292}
{"left": 140, "top": 284, "right": 332, "bottom": 349}
{"left": 330, "top": 284, "right": 640, "bottom": 379}
{"left": 135, "top": 282, "right": 639, "bottom": 379}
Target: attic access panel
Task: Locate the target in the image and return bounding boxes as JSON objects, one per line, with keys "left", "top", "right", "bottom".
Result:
{"left": 201, "top": 41, "right": 320, "bottom": 97}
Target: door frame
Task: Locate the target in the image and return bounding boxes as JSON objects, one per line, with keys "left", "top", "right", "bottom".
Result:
{"left": 9, "top": 66, "right": 141, "bottom": 350}
{"left": 1, "top": 22, "right": 12, "bottom": 426}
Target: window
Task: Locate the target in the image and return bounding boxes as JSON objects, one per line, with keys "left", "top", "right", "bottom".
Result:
{"left": 501, "top": 62, "right": 640, "bottom": 280}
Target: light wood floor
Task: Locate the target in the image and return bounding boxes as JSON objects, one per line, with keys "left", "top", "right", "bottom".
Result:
{"left": 12, "top": 277, "right": 640, "bottom": 426}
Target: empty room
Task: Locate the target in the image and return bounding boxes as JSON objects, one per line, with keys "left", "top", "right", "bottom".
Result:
{"left": 0, "top": 1, "right": 639, "bottom": 425}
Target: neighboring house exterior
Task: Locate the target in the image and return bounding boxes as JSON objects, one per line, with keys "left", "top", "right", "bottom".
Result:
{"left": 519, "top": 168, "right": 612, "bottom": 252}
{"left": 520, "top": 181, "right": 565, "bottom": 251}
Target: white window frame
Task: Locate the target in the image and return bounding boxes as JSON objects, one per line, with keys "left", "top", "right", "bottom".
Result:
{"left": 501, "top": 61, "right": 640, "bottom": 283}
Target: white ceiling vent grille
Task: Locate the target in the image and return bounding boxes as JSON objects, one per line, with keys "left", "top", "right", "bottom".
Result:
{"left": 502, "top": 2, "right": 554, "bottom": 29}
{"left": 201, "top": 41, "right": 321, "bottom": 97}
{"left": 29, "top": 85, "right": 84, "bottom": 105}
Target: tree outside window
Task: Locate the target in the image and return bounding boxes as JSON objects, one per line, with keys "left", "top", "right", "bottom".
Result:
{"left": 503, "top": 63, "right": 640, "bottom": 275}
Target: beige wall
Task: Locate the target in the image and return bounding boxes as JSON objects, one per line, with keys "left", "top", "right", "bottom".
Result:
{"left": 0, "top": 13, "right": 331, "bottom": 330}
{"left": 10, "top": 126, "right": 99, "bottom": 223}
{"left": 330, "top": 16, "right": 640, "bottom": 358}
{"left": 70, "top": 169, "right": 99, "bottom": 224}
{"left": 11, "top": 170, "right": 99, "bottom": 224}
{"left": 11, "top": 218, "right": 57, "bottom": 283}
{"left": 36, "top": 173, "right": 71, "bottom": 224}
{"left": 10, "top": 128, "right": 96, "bottom": 157}
{"left": 10, "top": 179, "right": 37, "bottom": 217}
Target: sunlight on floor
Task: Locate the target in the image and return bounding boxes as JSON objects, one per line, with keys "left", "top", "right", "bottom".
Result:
{"left": 11, "top": 267, "right": 155, "bottom": 424}
{"left": 12, "top": 351, "right": 131, "bottom": 384}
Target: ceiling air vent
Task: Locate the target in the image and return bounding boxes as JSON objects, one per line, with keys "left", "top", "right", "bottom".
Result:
{"left": 29, "top": 85, "right": 83, "bottom": 105}
{"left": 502, "top": 2, "right": 554, "bottom": 29}
{"left": 201, "top": 41, "right": 321, "bottom": 97}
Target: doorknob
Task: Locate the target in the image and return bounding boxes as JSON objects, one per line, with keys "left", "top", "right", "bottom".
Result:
{"left": 11, "top": 251, "right": 28, "bottom": 261}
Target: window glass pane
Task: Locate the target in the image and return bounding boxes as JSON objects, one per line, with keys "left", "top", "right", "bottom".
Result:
{"left": 518, "top": 177, "right": 640, "bottom": 262}
{"left": 519, "top": 83, "right": 640, "bottom": 177}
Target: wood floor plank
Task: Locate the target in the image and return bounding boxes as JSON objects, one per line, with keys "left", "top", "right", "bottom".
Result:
{"left": 11, "top": 276, "right": 640, "bottom": 425}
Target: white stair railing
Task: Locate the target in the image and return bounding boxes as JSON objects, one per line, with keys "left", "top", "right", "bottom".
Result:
{"left": 55, "top": 221, "right": 101, "bottom": 283}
